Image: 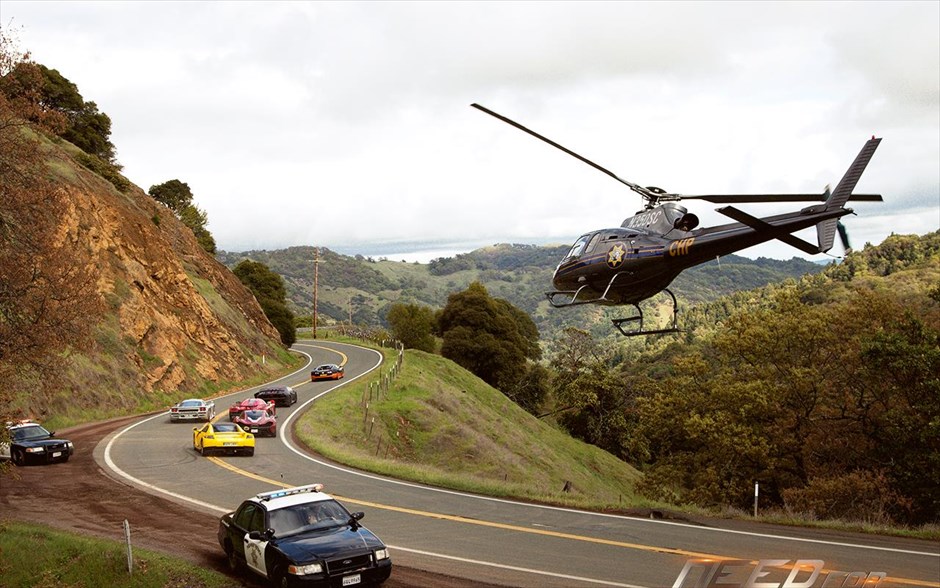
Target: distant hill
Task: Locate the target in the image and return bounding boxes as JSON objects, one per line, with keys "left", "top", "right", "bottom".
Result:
{"left": 218, "top": 243, "right": 825, "bottom": 341}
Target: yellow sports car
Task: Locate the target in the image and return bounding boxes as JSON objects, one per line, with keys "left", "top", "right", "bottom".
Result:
{"left": 193, "top": 422, "right": 255, "bottom": 456}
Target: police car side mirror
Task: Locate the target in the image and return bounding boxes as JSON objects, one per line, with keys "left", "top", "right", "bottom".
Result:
{"left": 348, "top": 512, "right": 364, "bottom": 529}
{"left": 248, "top": 531, "right": 262, "bottom": 540}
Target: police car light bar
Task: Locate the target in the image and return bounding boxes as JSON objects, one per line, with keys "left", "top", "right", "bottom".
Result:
{"left": 257, "top": 483, "right": 324, "bottom": 501}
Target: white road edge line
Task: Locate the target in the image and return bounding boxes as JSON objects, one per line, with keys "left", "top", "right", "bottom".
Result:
{"left": 387, "top": 545, "right": 649, "bottom": 588}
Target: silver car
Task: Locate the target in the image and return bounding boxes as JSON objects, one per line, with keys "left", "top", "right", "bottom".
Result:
{"left": 169, "top": 398, "right": 216, "bottom": 422}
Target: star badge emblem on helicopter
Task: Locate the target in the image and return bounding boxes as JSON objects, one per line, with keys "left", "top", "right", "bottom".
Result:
{"left": 607, "top": 243, "right": 626, "bottom": 268}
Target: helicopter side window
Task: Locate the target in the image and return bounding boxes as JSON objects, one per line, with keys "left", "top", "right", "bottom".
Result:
{"left": 584, "top": 233, "right": 602, "bottom": 254}
{"left": 565, "top": 235, "right": 592, "bottom": 260}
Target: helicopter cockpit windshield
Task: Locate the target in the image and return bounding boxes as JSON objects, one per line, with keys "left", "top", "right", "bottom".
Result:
{"left": 565, "top": 234, "right": 593, "bottom": 260}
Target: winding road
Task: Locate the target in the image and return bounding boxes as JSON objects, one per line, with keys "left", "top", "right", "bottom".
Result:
{"left": 98, "top": 340, "right": 939, "bottom": 588}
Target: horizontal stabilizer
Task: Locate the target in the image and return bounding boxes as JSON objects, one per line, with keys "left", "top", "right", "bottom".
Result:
{"left": 717, "top": 206, "right": 821, "bottom": 255}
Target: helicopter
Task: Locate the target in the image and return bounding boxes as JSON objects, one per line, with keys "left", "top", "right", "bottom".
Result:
{"left": 471, "top": 103, "right": 883, "bottom": 336}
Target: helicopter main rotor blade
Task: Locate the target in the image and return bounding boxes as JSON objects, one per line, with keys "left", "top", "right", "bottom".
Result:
{"left": 680, "top": 193, "right": 883, "bottom": 204}
{"left": 471, "top": 103, "right": 652, "bottom": 199}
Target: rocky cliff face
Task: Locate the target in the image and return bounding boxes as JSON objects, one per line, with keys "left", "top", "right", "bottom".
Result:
{"left": 46, "top": 142, "right": 287, "bottom": 400}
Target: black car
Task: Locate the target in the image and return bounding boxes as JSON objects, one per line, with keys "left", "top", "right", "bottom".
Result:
{"left": 218, "top": 484, "right": 391, "bottom": 587}
{"left": 255, "top": 386, "right": 297, "bottom": 407}
{"left": 310, "top": 364, "right": 345, "bottom": 381}
{"left": 2, "top": 421, "right": 74, "bottom": 465}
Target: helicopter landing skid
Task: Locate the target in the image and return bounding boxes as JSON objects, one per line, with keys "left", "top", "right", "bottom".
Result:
{"left": 611, "top": 289, "right": 681, "bottom": 337}
{"left": 545, "top": 272, "right": 633, "bottom": 308}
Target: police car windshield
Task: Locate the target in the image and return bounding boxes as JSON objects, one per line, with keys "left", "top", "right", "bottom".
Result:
{"left": 268, "top": 499, "right": 350, "bottom": 536}
{"left": 12, "top": 425, "right": 51, "bottom": 441}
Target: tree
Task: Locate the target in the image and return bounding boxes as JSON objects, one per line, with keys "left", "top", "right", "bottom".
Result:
{"left": 549, "top": 328, "right": 640, "bottom": 457}
{"left": 149, "top": 179, "right": 194, "bottom": 214}
{"left": 386, "top": 303, "right": 436, "bottom": 352}
{"left": 438, "top": 282, "right": 541, "bottom": 403}
{"left": 178, "top": 203, "right": 217, "bottom": 255}
{"left": 0, "top": 61, "right": 117, "bottom": 164}
{"left": 233, "top": 260, "right": 295, "bottom": 347}
{"left": 149, "top": 180, "right": 216, "bottom": 255}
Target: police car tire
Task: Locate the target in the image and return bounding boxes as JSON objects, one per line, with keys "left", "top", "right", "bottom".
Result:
{"left": 12, "top": 448, "right": 24, "bottom": 466}
{"left": 270, "top": 564, "right": 289, "bottom": 588}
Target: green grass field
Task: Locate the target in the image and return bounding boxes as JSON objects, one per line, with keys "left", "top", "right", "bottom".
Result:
{"left": 0, "top": 521, "right": 233, "bottom": 588}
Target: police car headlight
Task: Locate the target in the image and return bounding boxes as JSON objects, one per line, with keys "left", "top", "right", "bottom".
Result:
{"left": 375, "top": 548, "right": 390, "bottom": 561}
{"left": 288, "top": 563, "right": 323, "bottom": 575}
{"left": 26, "top": 446, "right": 45, "bottom": 453}
{"left": 66, "top": 442, "right": 74, "bottom": 448}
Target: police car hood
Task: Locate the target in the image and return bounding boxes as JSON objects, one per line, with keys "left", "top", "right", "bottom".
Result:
{"left": 275, "top": 525, "right": 383, "bottom": 561}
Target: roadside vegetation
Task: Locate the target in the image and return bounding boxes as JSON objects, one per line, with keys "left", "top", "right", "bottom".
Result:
{"left": 0, "top": 521, "right": 234, "bottom": 588}
{"left": 298, "top": 331, "right": 939, "bottom": 539}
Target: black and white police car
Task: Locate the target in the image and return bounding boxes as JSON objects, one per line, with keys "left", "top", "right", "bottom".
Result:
{"left": 218, "top": 483, "right": 391, "bottom": 587}
{"left": 1, "top": 420, "right": 74, "bottom": 465}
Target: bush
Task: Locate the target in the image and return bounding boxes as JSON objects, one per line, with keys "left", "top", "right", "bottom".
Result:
{"left": 75, "top": 152, "right": 131, "bottom": 193}
{"left": 782, "top": 470, "right": 912, "bottom": 524}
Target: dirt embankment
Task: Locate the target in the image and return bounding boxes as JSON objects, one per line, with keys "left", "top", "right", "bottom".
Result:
{"left": 0, "top": 416, "right": 501, "bottom": 588}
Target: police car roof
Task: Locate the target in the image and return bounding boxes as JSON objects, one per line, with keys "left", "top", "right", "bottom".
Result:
{"left": 252, "top": 484, "right": 333, "bottom": 510}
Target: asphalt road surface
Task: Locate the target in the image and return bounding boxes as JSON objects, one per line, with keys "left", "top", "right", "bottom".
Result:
{"left": 6, "top": 340, "right": 939, "bottom": 587}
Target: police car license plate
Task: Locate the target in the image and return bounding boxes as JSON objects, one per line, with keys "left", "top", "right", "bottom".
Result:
{"left": 52, "top": 452, "right": 62, "bottom": 457}
{"left": 342, "top": 574, "right": 361, "bottom": 586}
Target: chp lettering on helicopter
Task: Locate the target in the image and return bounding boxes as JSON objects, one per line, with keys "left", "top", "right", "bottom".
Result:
{"left": 471, "top": 103, "right": 883, "bottom": 336}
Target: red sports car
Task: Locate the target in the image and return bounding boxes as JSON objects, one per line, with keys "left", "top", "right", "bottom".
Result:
{"left": 232, "top": 409, "right": 277, "bottom": 437}
{"left": 228, "top": 397, "right": 275, "bottom": 421}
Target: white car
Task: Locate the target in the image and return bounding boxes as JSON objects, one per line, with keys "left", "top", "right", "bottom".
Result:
{"left": 169, "top": 398, "right": 216, "bottom": 422}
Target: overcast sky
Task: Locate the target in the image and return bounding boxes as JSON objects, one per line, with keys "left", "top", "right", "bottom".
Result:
{"left": 3, "top": 1, "right": 938, "bottom": 261}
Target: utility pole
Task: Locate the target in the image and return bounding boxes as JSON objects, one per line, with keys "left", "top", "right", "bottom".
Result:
{"left": 312, "top": 247, "right": 320, "bottom": 339}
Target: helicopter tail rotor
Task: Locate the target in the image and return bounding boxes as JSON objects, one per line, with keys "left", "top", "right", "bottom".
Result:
{"left": 837, "top": 220, "right": 852, "bottom": 254}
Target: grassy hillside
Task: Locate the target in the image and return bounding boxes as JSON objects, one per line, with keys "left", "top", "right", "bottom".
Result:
{"left": 295, "top": 341, "right": 649, "bottom": 512}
